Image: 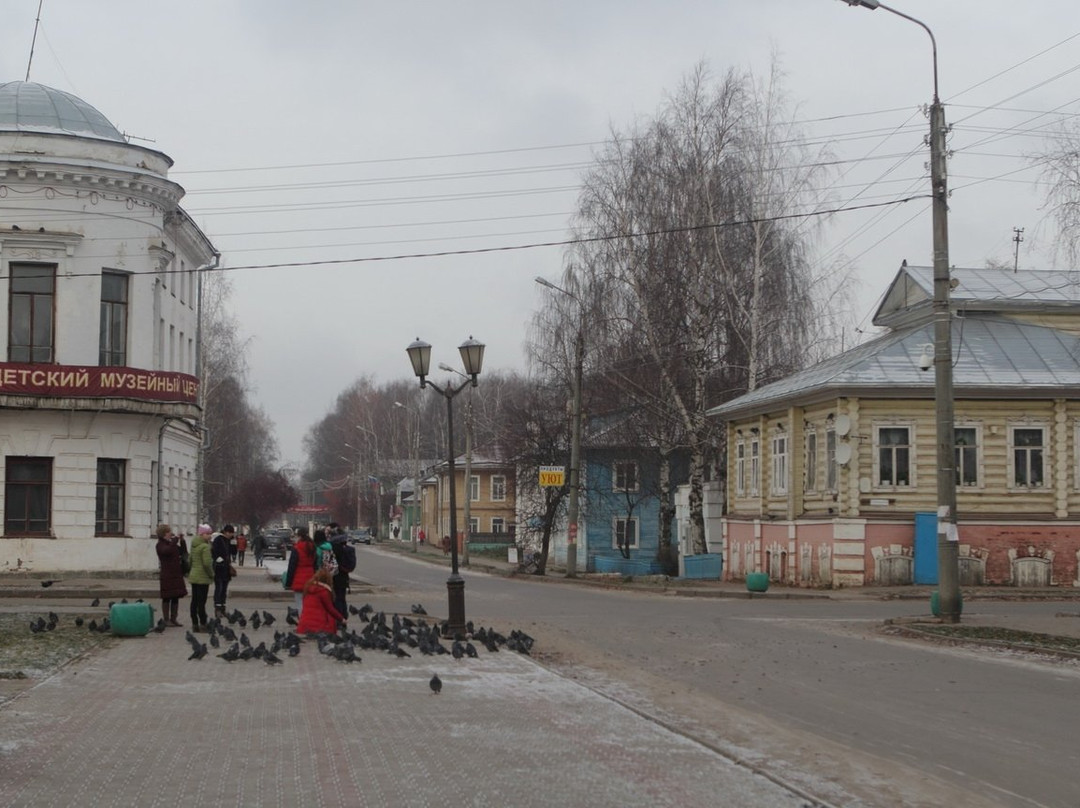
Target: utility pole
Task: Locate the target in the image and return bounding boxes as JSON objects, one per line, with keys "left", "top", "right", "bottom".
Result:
{"left": 842, "top": 0, "right": 960, "bottom": 622}
{"left": 1013, "top": 227, "right": 1024, "bottom": 273}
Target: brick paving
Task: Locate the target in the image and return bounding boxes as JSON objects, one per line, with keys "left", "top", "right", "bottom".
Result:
{"left": 0, "top": 600, "right": 811, "bottom": 808}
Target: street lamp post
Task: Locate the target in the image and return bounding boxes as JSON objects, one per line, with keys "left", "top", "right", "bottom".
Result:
{"left": 439, "top": 362, "right": 475, "bottom": 568}
{"left": 394, "top": 400, "right": 422, "bottom": 553}
{"left": 407, "top": 336, "right": 485, "bottom": 637}
{"left": 841, "top": 0, "right": 960, "bottom": 622}
{"left": 536, "top": 276, "right": 583, "bottom": 578}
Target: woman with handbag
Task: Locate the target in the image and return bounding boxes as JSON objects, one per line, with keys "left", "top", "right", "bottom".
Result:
{"left": 155, "top": 524, "right": 188, "bottom": 627}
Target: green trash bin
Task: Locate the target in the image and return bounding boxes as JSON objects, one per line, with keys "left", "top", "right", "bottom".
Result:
{"left": 746, "top": 571, "right": 770, "bottom": 593}
{"left": 110, "top": 602, "right": 155, "bottom": 636}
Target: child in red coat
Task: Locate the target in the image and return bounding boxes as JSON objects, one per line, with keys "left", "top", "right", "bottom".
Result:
{"left": 296, "top": 568, "right": 346, "bottom": 635}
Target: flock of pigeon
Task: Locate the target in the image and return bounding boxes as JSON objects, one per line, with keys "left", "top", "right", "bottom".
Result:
{"left": 28, "top": 596, "right": 537, "bottom": 694}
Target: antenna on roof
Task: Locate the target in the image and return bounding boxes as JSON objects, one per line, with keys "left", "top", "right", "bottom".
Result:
{"left": 25, "top": 0, "right": 44, "bottom": 82}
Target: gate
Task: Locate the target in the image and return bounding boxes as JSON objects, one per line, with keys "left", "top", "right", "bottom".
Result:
{"left": 914, "top": 512, "right": 937, "bottom": 585}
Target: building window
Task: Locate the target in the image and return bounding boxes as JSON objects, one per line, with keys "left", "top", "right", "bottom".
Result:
{"left": 805, "top": 431, "right": 818, "bottom": 492}
{"left": 613, "top": 517, "right": 639, "bottom": 549}
{"left": 4, "top": 457, "right": 52, "bottom": 535}
{"left": 491, "top": 475, "right": 506, "bottom": 501}
{"left": 735, "top": 440, "right": 746, "bottom": 496}
{"left": 825, "top": 429, "right": 837, "bottom": 491}
{"left": 99, "top": 271, "right": 129, "bottom": 366}
{"left": 467, "top": 517, "right": 479, "bottom": 535}
{"left": 771, "top": 431, "right": 788, "bottom": 495}
{"left": 9, "top": 263, "right": 56, "bottom": 363}
{"left": 876, "top": 426, "right": 911, "bottom": 487}
{"left": 955, "top": 427, "right": 979, "bottom": 487}
{"left": 1011, "top": 426, "right": 1045, "bottom": 488}
{"left": 613, "top": 461, "right": 639, "bottom": 493}
{"left": 492, "top": 517, "right": 505, "bottom": 534}
{"left": 96, "top": 459, "right": 126, "bottom": 535}
{"left": 749, "top": 437, "right": 760, "bottom": 496}
{"left": 468, "top": 475, "right": 480, "bottom": 502}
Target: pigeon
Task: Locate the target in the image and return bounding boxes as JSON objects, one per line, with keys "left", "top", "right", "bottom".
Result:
{"left": 87, "top": 619, "right": 98, "bottom": 632}
{"left": 429, "top": 673, "right": 442, "bottom": 694}
{"left": 251, "top": 612, "right": 262, "bottom": 631}
{"left": 152, "top": 619, "right": 167, "bottom": 634}
{"left": 188, "top": 643, "right": 208, "bottom": 660}
{"left": 74, "top": 616, "right": 84, "bottom": 628}
{"left": 390, "top": 643, "right": 411, "bottom": 659}
{"left": 90, "top": 598, "right": 100, "bottom": 607}
{"left": 209, "top": 633, "right": 221, "bottom": 649}
{"left": 411, "top": 603, "right": 428, "bottom": 615}
{"left": 29, "top": 617, "right": 46, "bottom": 633}
{"left": 238, "top": 646, "right": 255, "bottom": 661}
{"left": 40, "top": 579, "right": 58, "bottom": 588}
{"left": 97, "top": 619, "right": 111, "bottom": 633}
{"left": 261, "top": 611, "right": 276, "bottom": 627}
{"left": 464, "top": 642, "right": 478, "bottom": 659}
{"left": 263, "top": 649, "right": 283, "bottom": 665}
{"left": 287, "top": 644, "right": 301, "bottom": 657}
{"left": 218, "top": 643, "right": 240, "bottom": 662}
{"left": 286, "top": 608, "right": 298, "bottom": 626}
{"left": 239, "top": 632, "right": 251, "bottom": 648}
{"left": 451, "top": 641, "right": 465, "bottom": 661}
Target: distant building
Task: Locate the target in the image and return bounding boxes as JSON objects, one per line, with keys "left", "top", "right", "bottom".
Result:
{"left": 0, "top": 81, "right": 217, "bottom": 573}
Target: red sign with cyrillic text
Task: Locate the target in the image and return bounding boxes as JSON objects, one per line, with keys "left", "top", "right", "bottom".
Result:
{"left": 0, "top": 363, "right": 199, "bottom": 404}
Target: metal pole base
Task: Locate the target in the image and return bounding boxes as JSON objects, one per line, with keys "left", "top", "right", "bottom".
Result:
{"left": 445, "top": 574, "right": 466, "bottom": 637}
{"left": 565, "top": 543, "right": 577, "bottom": 578}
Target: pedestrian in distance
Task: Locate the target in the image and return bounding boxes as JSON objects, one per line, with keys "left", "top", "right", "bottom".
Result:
{"left": 237, "top": 532, "right": 247, "bottom": 566}
{"left": 211, "top": 524, "right": 237, "bottom": 619}
{"left": 155, "top": 524, "right": 188, "bottom": 627}
{"left": 228, "top": 529, "right": 239, "bottom": 562}
{"left": 295, "top": 567, "right": 346, "bottom": 636}
{"left": 251, "top": 532, "right": 265, "bottom": 568}
{"left": 188, "top": 524, "right": 214, "bottom": 631}
{"left": 283, "top": 526, "right": 317, "bottom": 616}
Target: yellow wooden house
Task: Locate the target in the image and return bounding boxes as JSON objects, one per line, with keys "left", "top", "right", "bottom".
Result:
{"left": 709, "top": 265, "right": 1080, "bottom": 588}
{"left": 418, "top": 449, "right": 515, "bottom": 551}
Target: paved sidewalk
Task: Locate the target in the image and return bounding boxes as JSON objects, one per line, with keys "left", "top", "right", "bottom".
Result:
{"left": 0, "top": 603, "right": 813, "bottom": 808}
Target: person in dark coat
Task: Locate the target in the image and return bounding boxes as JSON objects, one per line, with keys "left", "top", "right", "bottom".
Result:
{"left": 251, "top": 532, "right": 266, "bottom": 567}
{"left": 155, "top": 523, "right": 188, "bottom": 627}
{"left": 211, "top": 524, "right": 236, "bottom": 619}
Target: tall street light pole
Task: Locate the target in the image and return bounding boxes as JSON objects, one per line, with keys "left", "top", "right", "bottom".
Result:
{"left": 440, "top": 363, "right": 474, "bottom": 568}
{"left": 535, "top": 276, "right": 583, "bottom": 578}
{"left": 394, "top": 400, "right": 421, "bottom": 553}
{"left": 840, "top": 0, "right": 960, "bottom": 622}
{"left": 407, "top": 336, "right": 485, "bottom": 637}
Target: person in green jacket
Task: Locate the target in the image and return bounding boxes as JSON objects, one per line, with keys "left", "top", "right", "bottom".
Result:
{"left": 187, "top": 524, "right": 215, "bottom": 632}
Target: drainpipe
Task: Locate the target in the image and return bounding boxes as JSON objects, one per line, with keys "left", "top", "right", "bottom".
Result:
{"left": 194, "top": 252, "right": 221, "bottom": 524}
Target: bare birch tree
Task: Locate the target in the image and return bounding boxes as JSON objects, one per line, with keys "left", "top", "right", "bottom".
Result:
{"left": 555, "top": 60, "right": 837, "bottom": 556}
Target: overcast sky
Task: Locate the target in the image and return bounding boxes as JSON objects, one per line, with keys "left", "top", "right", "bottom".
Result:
{"left": 3, "top": 1, "right": 1077, "bottom": 465}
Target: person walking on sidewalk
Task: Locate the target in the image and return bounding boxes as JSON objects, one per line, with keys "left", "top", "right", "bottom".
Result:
{"left": 251, "top": 532, "right": 265, "bottom": 567}
{"left": 237, "top": 532, "right": 247, "bottom": 566}
{"left": 211, "top": 524, "right": 236, "bottom": 619}
{"left": 327, "top": 522, "right": 355, "bottom": 617}
{"left": 155, "top": 524, "right": 188, "bottom": 627}
{"left": 188, "top": 524, "right": 214, "bottom": 631}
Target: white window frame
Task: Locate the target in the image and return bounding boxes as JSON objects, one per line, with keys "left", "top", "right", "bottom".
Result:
{"left": 467, "top": 516, "right": 479, "bottom": 535}
{"left": 805, "top": 430, "right": 818, "bottom": 492}
{"left": 825, "top": 429, "right": 838, "bottom": 492}
{"left": 1009, "top": 422, "right": 1048, "bottom": 489}
{"left": 874, "top": 422, "right": 914, "bottom": 489}
{"left": 612, "top": 461, "right": 639, "bottom": 493}
{"left": 490, "top": 474, "right": 506, "bottom": 502}
{"left": 612, "top": 516, "right": 639, "bottom": 549}
{"left": 749, "top": 436, "right": 760, "bottom": 496}
{"left": 735, "top": 440, "right": 747, "bottom": 497}
{"left": 954, "top": 423, "right": 982, "bottom": 488}
{"left": 468, "top": 475, "right": 480, "bottom": 502}
{"left": 771, "top": 430, "right": 788, "bottom": 495}
{"left": 491, "top": 517, "right": 505, "bottom": 534}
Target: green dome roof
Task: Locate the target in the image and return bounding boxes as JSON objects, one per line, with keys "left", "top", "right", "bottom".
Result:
{"left": 0, "top": 81, "right": 124, "bottom": 142}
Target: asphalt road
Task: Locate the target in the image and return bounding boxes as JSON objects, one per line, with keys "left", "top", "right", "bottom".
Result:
{"left": 356, "top": 546, "right": 1080, "bottom": 808}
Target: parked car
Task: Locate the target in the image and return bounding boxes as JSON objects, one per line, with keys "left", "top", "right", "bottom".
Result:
{"left": 347, "top": 529, "right": 371, "bottom": 545}
{"left": 262, "top": 528, "right": 292, "bottom": 559}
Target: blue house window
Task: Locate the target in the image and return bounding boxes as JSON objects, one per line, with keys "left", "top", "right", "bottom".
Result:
{"left": 613, "top": 461, "right": 639, "bottom": 493}
{"left": 613, "top": 517, "right": 638, "bottom": 549}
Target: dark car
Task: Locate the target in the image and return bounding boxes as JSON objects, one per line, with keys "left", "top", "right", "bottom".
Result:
{"left": 262, "top": 528, "right": 292, "bottom": 559}
{"left": 347, "top": 529, "right": 371, "bottom": 545}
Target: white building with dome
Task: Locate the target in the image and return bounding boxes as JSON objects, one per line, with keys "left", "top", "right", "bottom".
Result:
{"left": 0, "top": 80, "right": 217, "bottom": 573}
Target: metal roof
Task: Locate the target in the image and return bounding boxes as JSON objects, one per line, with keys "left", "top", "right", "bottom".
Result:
{"left": 0, "top": 81, "right": 124, "bottom": 142}
{"left": 708, "top": 315, "right": 1080, "bottom": 419}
